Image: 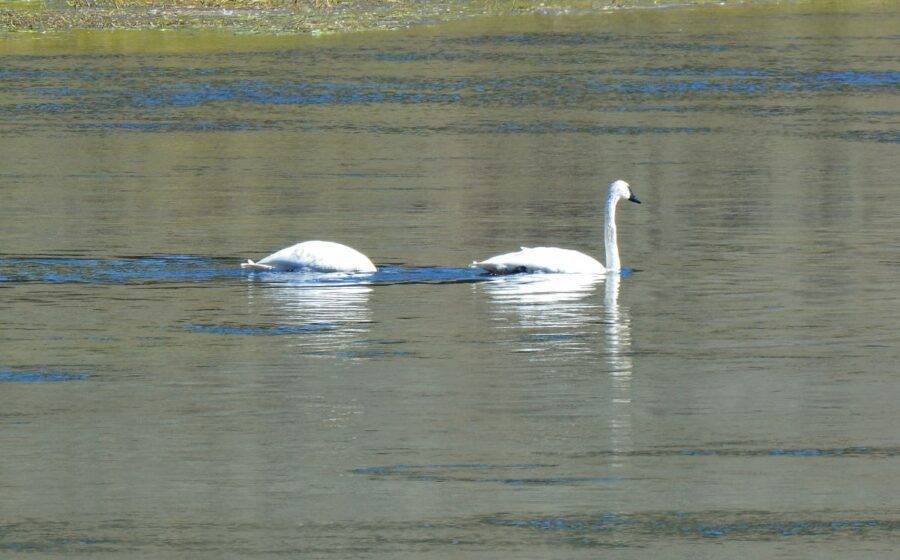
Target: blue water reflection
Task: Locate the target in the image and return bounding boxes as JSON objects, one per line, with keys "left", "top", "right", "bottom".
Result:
{"left": 0, "top": 256, "right": 487, "bottom": 286}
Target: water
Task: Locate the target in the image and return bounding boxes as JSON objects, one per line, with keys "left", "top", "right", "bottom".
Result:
{"left": 1, "top": 3, "right": 899, "bottom": 557}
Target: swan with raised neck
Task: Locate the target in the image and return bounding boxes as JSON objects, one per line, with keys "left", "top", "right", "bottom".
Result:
{"left": 472, "top": 179, "right": 641, "bottom": 274}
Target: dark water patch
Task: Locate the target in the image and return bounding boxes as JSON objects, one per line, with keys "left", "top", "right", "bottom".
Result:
{"left": 455, "top": 32, "right": 616, "bottom": 47}
{"left": 249, "top": 266, "right": 488, "bottom": 287}
{"left": 351, "top": 463, "right": 624, "bottom": 486}
{"left": 804, "top": 70, "right": 900, "bottom": 89}
{"left": 183, "top": 323, "right": 336, "bottom": 336}
{"left": 26, "top": 85, "right": 89, "bottom": 96}
{"left": 524, "top": 333, "right": 581, "bottom": 343}
{"left": 485, "top": 511, "right": 898, "bottom": 541}
{"left": 353, "top": 463, "right": 557, "bottom": 476}
{"left": 332, "top": 348, "right": 413, "bottom": 359}
{"left": 1, "top": 536, "right": 118, "bottom": 553}
{"left": 455, "top": 32, "right": 729, "bottom": 53}
{"left": 7, "top": 59, "right": 895, "bottom": 137}
{"left": 643, "top": 41, "right": 733, "bottom": 53}
{"left": 611, "top": 103, "right": 703, "bottom": 113}
{"left": 838, "top": 130, "right": 900, "bottom": 143}
{"left": 374, "top": 51, "right": 468, "bottom": 62}
{"left": 746, "top": 105, "right": 816, "bottom": 117}
{"left": 586, "top": 69, "right": 899, "bottom": 98}
{"left": 639, "top": 67, "right": 770, "bottom": 78}
{"left": 0, "top": 370, "right": 88, "bottom": 383}
{"left": 132, "top": 80, "right": 462, "bottom": 109}
{"left": 0, "top": 258, "right": 490, "bottom": 288}
{"left": 630, "top": 67, "right": 900, "bottom": 92}
{"left": 11, "top": 102, "right": 74, "bottom": 113}
{"left": 573, "top": 445, "right": 899, "bottom": 459}
{"left": 0, "top": 256, "right": 243, "bottom": 285}
{"left": 0, "top": 67, "right": 76, "bottom": 81}
{"left": 319, "top": 121, "right": 710, "bottom": 136}
{"left": 487, "top": 121, "right": 709, "bottom": 135}
{"left": 492, "top": 476, "right": 623, "bottom": 486}
{"left": 76, "top": 121, "right": 258, "bottom": 132}
{"left": 602, "top": 80, "right": 767, "bottom": 95}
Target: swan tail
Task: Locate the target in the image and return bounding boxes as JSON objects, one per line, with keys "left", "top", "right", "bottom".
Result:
{"left": 241, "top": 259, "right": 275, "bottom": 271}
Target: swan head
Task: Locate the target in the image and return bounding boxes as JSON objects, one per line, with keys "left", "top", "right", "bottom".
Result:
{"left": 609, "top": 179, "right": 641, "bottom": 204}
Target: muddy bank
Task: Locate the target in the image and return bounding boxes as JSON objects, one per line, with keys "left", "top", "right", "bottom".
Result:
{"left": 1, "top": 0, "right": 779, "bottom": 35}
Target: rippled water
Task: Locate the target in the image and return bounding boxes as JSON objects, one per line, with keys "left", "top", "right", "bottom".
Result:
{"left": 1, "top": 3, "right": 898, "bottom": 558}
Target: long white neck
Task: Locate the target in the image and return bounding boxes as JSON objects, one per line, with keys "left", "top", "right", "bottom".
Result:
{"left": 604, "top": 194, "right": 621, "bottom": 272}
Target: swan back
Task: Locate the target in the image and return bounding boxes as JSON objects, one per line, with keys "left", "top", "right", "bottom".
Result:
{"left": 473, "top": 247, "right": 606, "bottom": 274}
{"left": 250, "top": 241, "right": 376, "bottom": 273}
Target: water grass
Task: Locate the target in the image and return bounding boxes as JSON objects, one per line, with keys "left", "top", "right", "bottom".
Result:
{"left": 0, "top": 0, "right": 785, "bottom": 34}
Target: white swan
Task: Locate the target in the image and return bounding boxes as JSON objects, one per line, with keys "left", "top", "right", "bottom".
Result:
{"left": 472, "top": 179, "right": 641, "bottom": 274}
{"left": 241, "top": 240, "right": 376, "bottom": 273}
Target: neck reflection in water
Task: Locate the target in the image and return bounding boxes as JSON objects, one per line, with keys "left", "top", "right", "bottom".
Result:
{"left": 481, "top": 272, "right": 635, "bottom": 452}
{"left": 603, "top": 272, "right": 634, "bottom": 455}
{"left": 480, "top": 273, "right": 632, "bottom": 367}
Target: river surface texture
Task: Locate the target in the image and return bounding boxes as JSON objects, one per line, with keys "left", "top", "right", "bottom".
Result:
{"left": 1, "top": 3, "right": 898, "bottom": 558}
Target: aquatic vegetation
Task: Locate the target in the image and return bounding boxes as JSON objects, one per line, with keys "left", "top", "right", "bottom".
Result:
{"left": 0, "top": 0, "right": 784, "bottom": 34}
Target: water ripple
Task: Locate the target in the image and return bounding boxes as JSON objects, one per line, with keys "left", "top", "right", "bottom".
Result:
{"left": 0, "top": 370, "right": 88, "bottom": 383}
{"left": 573, "top": 445, "right": 900, "bottom": 459}
{"left": 485, "top": 511, "right": 898, "bottom": 540}
{"left": 248, "top": 265, "right": 487, "bottom": 287}
{"left": 183, "top": 323, "right": 337, "bottom": 336}
{"left": 351, "top": 463, "right": 623, "bottom": 486}
{"left": 0, "top": 257, "right": 489, "bottom": 287}
{"left": 0, "top": 256, "right": 241, "bottom": 284}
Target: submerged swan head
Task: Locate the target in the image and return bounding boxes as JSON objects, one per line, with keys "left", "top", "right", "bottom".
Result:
{"left": 608, "top": 179, "right": 641, "bottom": 205}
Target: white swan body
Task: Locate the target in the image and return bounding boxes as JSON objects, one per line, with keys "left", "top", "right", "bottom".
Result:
{"left": 475, "top": 247, "right": 606, "bottom": 274}
{"left": 472, "top": 179, "right": 641, "bottom": 275}
{"left": 241, "top": 240, "right": 376, "bottom": 273}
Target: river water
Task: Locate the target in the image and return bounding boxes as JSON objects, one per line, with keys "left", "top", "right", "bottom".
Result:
{"left": 1, "top": 3, "right": 898, "bottom": 557}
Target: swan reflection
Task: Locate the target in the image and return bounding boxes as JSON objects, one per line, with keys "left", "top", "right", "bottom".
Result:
{"left": 246, "top": 278, "right": 373, "bottom": 354}
{"left": 603, "top": 272, "right": 633, "bottom": 454}
{"left": 482, "top": 271, "right": 634, "bottom": 450}
{"left": 480, "top": 273, "right": 603, "bottom": 358}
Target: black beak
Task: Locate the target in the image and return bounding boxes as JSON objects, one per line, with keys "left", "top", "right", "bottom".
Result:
{"left": 628, "top": 191, "right": 641, "bottom": 204}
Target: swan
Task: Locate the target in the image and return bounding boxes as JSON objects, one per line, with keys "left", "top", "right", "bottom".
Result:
{"left": 472, "top": 179, "right": 641, "bottom": 274}
{"left": 241, "top": 240, "right": 376, "bottom": 273}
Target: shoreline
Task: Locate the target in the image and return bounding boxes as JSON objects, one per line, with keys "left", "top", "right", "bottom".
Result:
{"left": 1, "top": 0, "right": 783, "bottom": 35}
